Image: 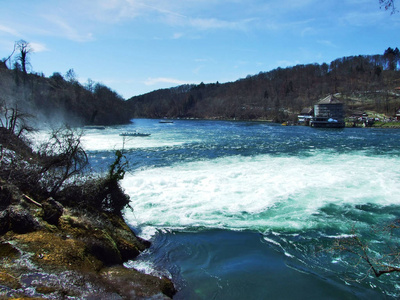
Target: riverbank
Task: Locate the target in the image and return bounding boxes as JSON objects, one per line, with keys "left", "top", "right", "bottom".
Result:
{"left": 0, "top": 184, "right": 176, "bottom": 299}
{"left": 0, "top": 127, "right": 176, "bottom": 299}
{"left": 0, "top": 182, "right": 175, "bottom": 299}
{"left": 345, "top": 121, "right": 400, "bottom": 128}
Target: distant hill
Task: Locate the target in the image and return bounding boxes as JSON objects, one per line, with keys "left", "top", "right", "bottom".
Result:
{"left": 127, "top": 50, "right": 400, "bottom": 122}
{"left": 0, "top": 67, "right": 133, "bottom": 127}
{"left": 1, "top": 49, "right": 399, "bottom": 126}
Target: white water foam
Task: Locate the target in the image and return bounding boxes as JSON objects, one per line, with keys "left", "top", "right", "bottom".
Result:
{"left": 30, "top": 128, "right": 189, "bottom": 152}
{"left": 81, "top": 130, "right": 188, "bottom": 151}
{"left": 124, "top": 259, "right": 171, "bottom": 278}
{"left": 122, "top": 152, "right": 400, "bottom": 234}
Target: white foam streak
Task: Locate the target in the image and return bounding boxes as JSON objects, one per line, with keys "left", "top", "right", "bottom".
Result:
{"left": 122, "top": 152, "right": 400, "bottom": 234}
{"left": 30, "top": 127, "right": 188, "bottom": 152}
{"left": 81, "top": 130, "right": 185, "bottom": 151}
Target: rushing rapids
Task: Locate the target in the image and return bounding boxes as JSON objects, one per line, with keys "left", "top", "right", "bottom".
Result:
{"left": 83, "top": 119, "right": 400, "bottom": 299}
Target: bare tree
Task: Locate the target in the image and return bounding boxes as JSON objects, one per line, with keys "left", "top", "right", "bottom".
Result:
{"left": 380, "top": 0, "right": 397, "bottom": 13}
{"left": 0, "top": 101, "right": 34, "bottom": 137}
{"left": 65, "top": 68, "right": 77, "bottom": 83}
{"left": 15, "top": 40, "right": 33, "bottom": 74}
{"left": 38, "top": 126, "right": 88, "bottom": 195}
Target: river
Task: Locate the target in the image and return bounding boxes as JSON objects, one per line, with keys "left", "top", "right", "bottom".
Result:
{"left": 83, "top": 119, "right": 400, "bottom": 299}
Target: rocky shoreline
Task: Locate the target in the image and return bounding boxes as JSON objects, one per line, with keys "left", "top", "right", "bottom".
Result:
{"left": 0, "top": 190, "right": 176, "bottom": 299}
{"left": 0, "top": 126, "right": 176, "bottom": 299}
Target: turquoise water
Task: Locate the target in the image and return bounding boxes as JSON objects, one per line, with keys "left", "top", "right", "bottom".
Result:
{"left": 85, "top": 119, "right": 400, "bottom": 299}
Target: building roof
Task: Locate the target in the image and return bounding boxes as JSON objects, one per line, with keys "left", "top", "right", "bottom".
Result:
{"left": 316, "top": 94, "right": 342, "bottom": 105}
{"left": 300, "top": 107, "right": 313, "bottom": 115}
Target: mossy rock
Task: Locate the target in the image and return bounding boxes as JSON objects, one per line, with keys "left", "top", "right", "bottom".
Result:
{"left": 103, "top": 212, "right": 150, "bottom": 259}
{"left": 0, "top": 268, "right": 21, "bottom": 290}
{"left": 0, "top": 243, "right": 22, "bottom": 290}
{"left": 35, "top": 285, "right": 59, "bottom": 294}
{"left": 13, "top": 231, "right": 103, "bottom": 272}
{"left": 113, "top": 236, "right": 141, "bottom": 261}
{"left": 59, "top": 213, "right": 92, "bottom": 236}
{"left": 99, "top": 266, "right": 176, "bottom": 299}
{"left": 84, "top": 229, "right": 122, "bottom": 266}
{"left": 0, "top": 242, "right": 19, "bottom": 259}
{"left": 58, "top": 210, "right": 147, "bottom": 265}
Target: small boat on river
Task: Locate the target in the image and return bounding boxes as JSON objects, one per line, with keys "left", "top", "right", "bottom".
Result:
{"left": 119, "top": 131, "right": 151, "bottom": 137}
{"left": 84, "top": 125, "right": 106, "bottom": 130}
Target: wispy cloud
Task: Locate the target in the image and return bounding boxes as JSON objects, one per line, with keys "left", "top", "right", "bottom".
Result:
{"left": 172, "top": 32, "right": 184, "bottom": 39}
{"left": 87, "top": 0, "right": 257, "bottom": 31}
{"left": 317, "top": 40, "right": 338, "bottom": 48}
{"left": 188, "top": 17, "right": 255, "bottom": 31}
{"left": 30, "top": 42, "right": 48, "bottom": 52}
{"left": 144, "top": 77, "right": 193, "bottom": 86}
{"left": 300, "top": 26, "right": 316, "bottom": 37}
{"left": 276, "top": 60, "right": 300, "bottom": 68}
{"left": 340, "top": 11, "right": 384, "bottom": 27}
{"left": 41, "top": 15, "right": 94, "bottom": 42}
{"left": 0, "top": 24, "right": 20, "bottom": 37}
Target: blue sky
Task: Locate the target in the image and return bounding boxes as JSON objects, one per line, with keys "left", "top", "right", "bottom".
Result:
{"left": 0, "top": 0, "right": 399, "bottom": 99}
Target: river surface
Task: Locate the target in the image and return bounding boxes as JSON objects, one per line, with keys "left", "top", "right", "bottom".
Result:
{"left": 83, "top": 119, "right": 400, "bottom": 299}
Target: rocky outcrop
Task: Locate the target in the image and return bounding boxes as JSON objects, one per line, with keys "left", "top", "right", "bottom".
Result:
{"left": 41, "top": 197, "right": 63, "bottom": 225}
{"left": 0, "top": 192, "right": 176, "bottom": 299}
{"left": 8, "top": 205, "right": 41, "bottom": 233}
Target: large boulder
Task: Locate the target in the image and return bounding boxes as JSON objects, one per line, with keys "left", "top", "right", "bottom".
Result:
{"left": 8, "top": 206, "right": 40, "bottom": 234}
{"left": 0, "top": 182, "right": 15, "bottom": 209}
{"left": 42, "top": 197, "right": 63, "bottom": 225}
{"left": 84, "top": 230, "right": 122, "bottom": 266}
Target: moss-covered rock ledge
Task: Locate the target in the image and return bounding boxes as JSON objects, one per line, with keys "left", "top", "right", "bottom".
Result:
{"left": 0, "top": 191, "right": 176, "bottom": 299}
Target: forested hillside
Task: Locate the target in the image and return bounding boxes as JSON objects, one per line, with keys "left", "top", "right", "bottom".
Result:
{"left": 127, "top": 49, "right": 400, "bottom": 122}
{"left": 0, "top": 66, "right": 133, "bottom": 127}
{"left": 2, "top": 46, "right": 400, "bottom": 125}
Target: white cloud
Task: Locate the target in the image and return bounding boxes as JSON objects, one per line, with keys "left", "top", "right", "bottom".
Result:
{"left": 173, "top": 32, "right": 184, "bottom": 39}
{"left": 317, "top": 40, "right": 337, "bottom": 48}
{"left": 144, "top": 77, "right": 193, "bottom": 86}
{"left": 0, "top": 24, "right": 20, "bottom": 37}
{"left": 82, "top": 0, "right": 257, "bottom": 32}
{"left": 41, "top": 15, "right": 94, "bottom": 42}
{"left": 276, "top": 60, "right": 299, "bottom": 68}
{"left": 301, "top": 27, "right": 316, "bottom": 37}
{"left": 192, "top": 65, "right": 204, "bottom": 75}
{"left": 189, "top": 17, "right": 254, "bottom": 31}
{"left": 340, "top": 11, "right": 384, "bottom": 27}
{"left": 30, "top": 42, "right": 48, "bottom": 53}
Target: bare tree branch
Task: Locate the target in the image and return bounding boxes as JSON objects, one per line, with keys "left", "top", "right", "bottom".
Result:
{"left": 380, "top": 0, "right": 397, "bottom": 14}
{"left": 15, "top": 40, "right": 33, "bottom": 74}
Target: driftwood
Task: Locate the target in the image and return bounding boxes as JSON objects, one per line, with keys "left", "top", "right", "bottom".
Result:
{"left": 22, "top": 194, "right": 42, "bottom": 207}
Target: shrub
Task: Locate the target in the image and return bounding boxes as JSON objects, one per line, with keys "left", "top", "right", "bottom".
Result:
{"left": 58, "top": 150, "right": 131, "bottom": 215}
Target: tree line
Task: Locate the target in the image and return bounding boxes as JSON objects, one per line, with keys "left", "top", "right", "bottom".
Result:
{"left": 2, "top": 41, "right": 400, "bottom": 126}
{"left": 1, "top": 41, "right": 133, "bottom": 127}
{"left": 127, "top": 48, "right": 400, "bottom": 122}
